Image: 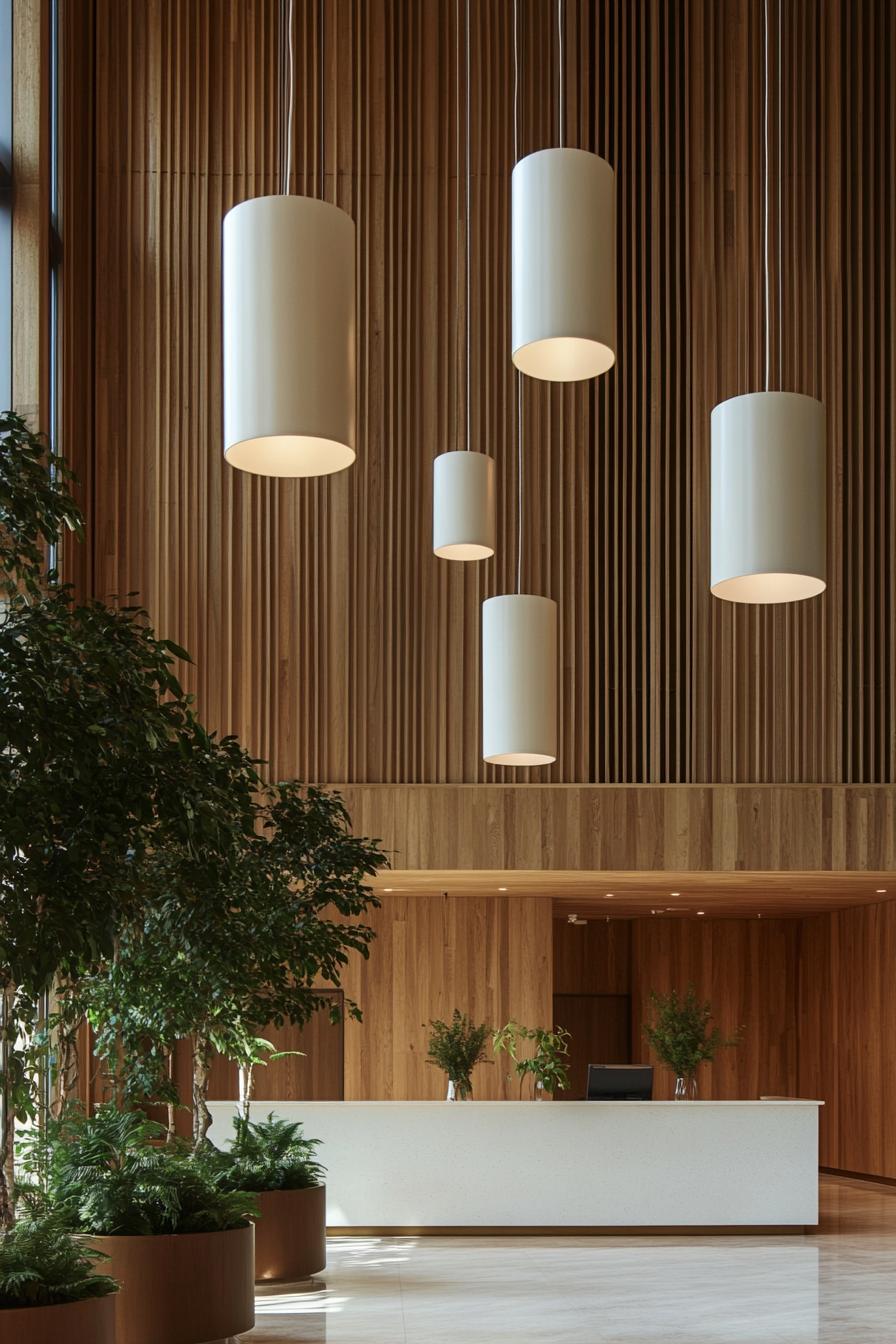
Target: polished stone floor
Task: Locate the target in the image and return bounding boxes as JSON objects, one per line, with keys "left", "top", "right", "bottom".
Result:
{"left": 234, "top": 1177, "right": 896, "bottom": 1343}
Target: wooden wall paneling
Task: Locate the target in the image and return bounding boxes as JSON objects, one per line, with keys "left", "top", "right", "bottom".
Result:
{"left": 205, "top": 1002, "right": 345, "bottom": 1105}
{"left": 11, "top": 0, "right": 50, "bottom": 429}
{"left": 553, "top": 994, "right": 632, "bottom": 1099}
{"left": 552, "top": 917, "right": 631, "bottom": 995}
{"left": 58, "top": 0, "right": 896, "bottom": 789}
{"left": 799, "top": 898, "right": 896, "bottom": 1181}
{"left": 339, "top": 893, "right": 552, "bottom": 1100}
{"left": 630, "top": 918, "right": 800, "bottom": 1101}
{"left": 339, "top": 784, "right": 896, "bottom": 874}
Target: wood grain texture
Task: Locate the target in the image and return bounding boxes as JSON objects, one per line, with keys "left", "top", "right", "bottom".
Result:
{"left": 799, "top": 898, "right": 896, "bottom": 1180}
{"left": 553, "top": 917, "right": 631, "bottom": 994}
{"left": 337, "top": 892, "right": 552, "bottom": 1100}
{"left": 58, "top": 0, "right": 896, "bottom": 788}
{"left": 340, "top": 783, "right": 896, "bottom": 873}
{"left": 630, "top": 918, "right": 801, "bottom": 1102}
{"left": 552, "top": 995, "right": 632, "bottom": 1099}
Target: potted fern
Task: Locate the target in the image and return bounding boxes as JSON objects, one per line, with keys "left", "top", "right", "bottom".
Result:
{"left": 0, "top": 1213, "right": 117, "bottom": 1344}
{"left": 200, "top": 1113, "right": 326, "bottom": 1282}
{"left": 426, "top": 1011, "right": 491, "bottom": 1100}
{"left": 22, "top": 1106, "right": 256, "bottom": 1344}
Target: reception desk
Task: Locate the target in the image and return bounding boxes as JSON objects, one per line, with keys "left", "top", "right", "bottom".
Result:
{"left": 207, "top": 1099, "right": 820, "bottom": 1234}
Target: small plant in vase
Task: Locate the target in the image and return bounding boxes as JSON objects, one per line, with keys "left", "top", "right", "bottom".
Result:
{"left": 643, "top": 985, "right": 743, "bottom": 1099}
{"left": 493, "top": 1022, "right": 571, "bottom": 1099}
{"left": 426, "top": 1011, "right": 491, "bottom": 1100}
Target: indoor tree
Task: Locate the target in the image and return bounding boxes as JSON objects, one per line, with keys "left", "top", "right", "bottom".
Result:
{"left": 0, "top": 412, "right": 261, "bottom": 1222}
{"left": 80, "top": 780, "right": 386, "bottom": 1146}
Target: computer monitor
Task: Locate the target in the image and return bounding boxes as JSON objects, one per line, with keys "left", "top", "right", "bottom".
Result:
{"left": 586, "top": 1064, "right": 653, "bottom": 1101}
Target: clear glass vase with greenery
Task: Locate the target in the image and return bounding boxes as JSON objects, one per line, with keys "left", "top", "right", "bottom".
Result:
{"left": 492, "top": 1021, "right": 572, "bottom": 1099}
{"left": 426, "top": 1011, "right": 491, "bottom": 1100}
{"left": 642, "top": 985, "right": 743, "bottom": 1098}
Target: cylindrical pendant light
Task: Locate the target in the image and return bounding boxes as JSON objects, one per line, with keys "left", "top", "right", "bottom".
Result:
{"left": 433, "top": 452, "right": 496, "bottom": 560}
{"left": 223, "top": 197, "right": 355, "bottom": 476}
{"left": 511, "top": 1, "right": 615, "bottom": 382}
{"left": 222, "top": 0, "right": 355, "bottom": 478}
{"left": 482, "top": 3, "right": 557, "bottom": 769}
{"left": 432, "top": 0, "right": 496, "bottom": 560}
{"left": 512, "top": 149, "right": 615, "bottom": 381}
{"left": 710, "top": 0, "right": 825, "bottom": 602}
{"left": 483, "top": 595, "right": 557, "bottom": 766}
{"left": 711, "top": 392, "right": 825, "bottom": 602}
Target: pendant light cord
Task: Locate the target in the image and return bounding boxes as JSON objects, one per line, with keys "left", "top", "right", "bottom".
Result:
{"left": 465, "top": 0, "right": 471, "bottom": 452}
{"left": 763, "top": 0, "right": 769, "bottom": 392}
{"left": 455, "top": 0, "right": 462, "bottom": 453}
{"left": 778, "top": 0, "right": 782, "bottom": 390}
{"left": 514, "top": 0, "right": 523, "bottom": 593}
{"left": 557, "top": 0, "right": 564, "bottom": 149}
{"left": 284, "top": 0, "right": 295, "bottom": 193}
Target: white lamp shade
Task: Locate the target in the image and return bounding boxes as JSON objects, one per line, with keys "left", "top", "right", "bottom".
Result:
{"left": 482, "top": 594, "right": 557, "bottom": 765}
{"left": 512, "top": 148, "right": 616, "bottom": 382}
{"left": 711, "top": 391, "right": 826, "bottom": 603}
{"left": 223, "top": 195, "right": 356, "bottom": 477}
{"left": 433, "top": 452, "right": 496, "bottom": 560}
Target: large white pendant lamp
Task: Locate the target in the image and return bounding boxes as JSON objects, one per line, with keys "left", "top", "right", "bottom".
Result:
{"left": 432, "top": 0, "right": 496, "bottom": 560}
{"left": 511, "top": 1, "right": 615, "bottom": 382}
{"left": 482, "top": 0, "right": 557, "bottom": 768}
{"left": 710, "top": 0, "right": 825, "bottom": 602}
{"left": 222, "top": 0, "right": 356, "bottom": 478}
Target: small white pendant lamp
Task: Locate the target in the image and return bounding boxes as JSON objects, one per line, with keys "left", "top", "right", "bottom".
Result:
{"left": 222, "top": 0, "right": 356, "bottom": 478}
{"left": 710, "top": 0, "right": 825, "bottom": 602}
{"left": 483, "top": 1, "right": 557, "bottom": 768}
{"left": 511, "top": 0, "right": 615, "bottom": 382}
{"left": 432, "top": 0, "right": 496, "bottom": 560}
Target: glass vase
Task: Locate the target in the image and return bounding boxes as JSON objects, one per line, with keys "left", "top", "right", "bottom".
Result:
{"left": 674, "top": 1074, "right": 698, "bottom": 1100}
{"left": 446, "top": 1079, "right": 457, "bottom": 1101}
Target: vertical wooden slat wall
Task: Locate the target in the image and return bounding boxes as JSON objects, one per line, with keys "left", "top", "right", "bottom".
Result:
{"left": 60, "top": 0, "right": 895, "bottom": 788}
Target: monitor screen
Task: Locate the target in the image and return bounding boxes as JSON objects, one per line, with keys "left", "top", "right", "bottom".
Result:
{"left": 586, "top": 1064, "right": 653, "bottom": 1101}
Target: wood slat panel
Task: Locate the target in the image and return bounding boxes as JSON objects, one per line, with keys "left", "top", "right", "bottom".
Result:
{"left": 58, "top": 0, "right": 896, "bottom": 788}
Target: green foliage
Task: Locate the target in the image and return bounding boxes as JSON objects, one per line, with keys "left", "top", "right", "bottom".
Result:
{"left": 642, "top": 984, "right": 743, "bottom": 1080}
{"left": 77, "top": 781, "right": 386, "bottom": 1143}
{"left": 0, "top": 1212, "right": 117, "bottom": 1308}
{"left": 0, "top": 411, "right": 83, "bottom": 600}
{"left": 197, "top": 1113, "right": 325, "bottom": 1194}
{"left": 19, "top": 1106, "right": 256, "bottom": 1237}
{"left": 426, "top": 1011, "right": 491, "bottom": 1098}
{"left": 492, "top": 1021, "right": 572, "bottom": 1097}
{"left": 0, "top": 415, "right": 265, "bottom": 1206}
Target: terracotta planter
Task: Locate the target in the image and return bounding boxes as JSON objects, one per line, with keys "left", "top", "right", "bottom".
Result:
{"left": 0, "top": 1293, "right": 116, "bottom": 1344}
{"left": 253, "top": 1184, "right": 326, "bottom": 1282}
{"left": 89, "top": 1223, "right": 254, "bottom": 1344}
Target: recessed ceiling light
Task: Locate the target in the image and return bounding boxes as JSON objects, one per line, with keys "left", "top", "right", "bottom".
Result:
{"left": 876, "top": 889, "right": 886, "bottom": 894}
{"left": 697, "top": 910, "right": 705, "bottom": 916}
{"left": 498, "top": 886, "right": 508, "bottom": 892}
{"left": 603, "top": 893, "right": 614, "bottom": 899}
{"left": 670, "top": 891, "right": 680, "bottom": 897}
{"left": 383, "top": 888, "right": 393, "bottom": 892}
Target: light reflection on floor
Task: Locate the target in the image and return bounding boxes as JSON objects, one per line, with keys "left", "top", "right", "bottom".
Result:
{"left": 234, "top": 1178, "right": 896, "bottom": 1343}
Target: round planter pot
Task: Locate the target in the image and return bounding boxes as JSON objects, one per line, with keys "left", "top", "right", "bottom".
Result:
{"left": 0, "top": 1293, "right": 116, "bottom": 1344}
{"left": 254, "top": 1184, "right": 326, "bottom": 1282}
{"left": 89, "top": 1224, "right": 254, "bottom": 1344}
